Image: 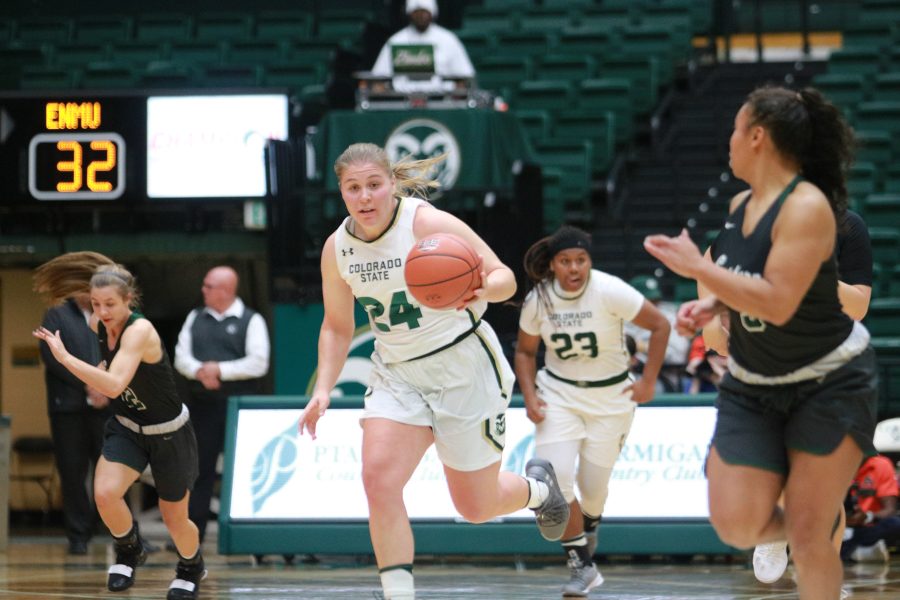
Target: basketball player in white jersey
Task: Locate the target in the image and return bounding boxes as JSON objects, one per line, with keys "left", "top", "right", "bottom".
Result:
{"left": 515, "top": 225, "right": 671, "bottom": 598}
{"left": 298, "top": 142, "right": 570, "bottom": 600}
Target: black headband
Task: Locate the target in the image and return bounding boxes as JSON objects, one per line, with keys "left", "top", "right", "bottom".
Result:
{"left": 548, "top": 229, "right": 592, "bottom": 257}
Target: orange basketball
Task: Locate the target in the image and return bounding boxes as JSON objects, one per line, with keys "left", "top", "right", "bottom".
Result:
{"left": 405, "top": 233, "right": 482, "bottom": 309}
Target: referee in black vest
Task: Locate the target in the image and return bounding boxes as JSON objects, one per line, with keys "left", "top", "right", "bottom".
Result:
{"left": 174, "top": 266, "right": 270, "bottom": 544}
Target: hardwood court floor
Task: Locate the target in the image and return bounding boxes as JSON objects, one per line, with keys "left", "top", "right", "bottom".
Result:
{"left": 0, "top": 538, "right": 898, "bottom": 599}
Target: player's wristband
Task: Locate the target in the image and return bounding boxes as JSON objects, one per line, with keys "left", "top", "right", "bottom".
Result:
{"left": 865, "top": 511, "right": 875, "bottom": 525}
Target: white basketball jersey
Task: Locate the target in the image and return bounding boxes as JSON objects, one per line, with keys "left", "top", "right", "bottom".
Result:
{"left": 519, "top": 269, "right": 643, "bottom": 380}
{"left": 334, "top": 197, "right": 487, "bottom": 363}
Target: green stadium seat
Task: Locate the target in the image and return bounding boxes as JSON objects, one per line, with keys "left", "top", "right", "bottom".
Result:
{"left": 52, "top": 42, "right": 110, "bottom": 68}
{"left": 554, "top": 27, "right": 618, "bottom": 62}
{"left": 535, "top": 54, "right": 596, "bottom": 84}
{"left": 515, "top": 79, "right": 574, "bottom": 112}
{"left": 827, "top": 47, "right": 884, "bottom": 78}
{"left": 139, "top": 61, "right": 198, "bottom": 88}
{"left": 674, "top": 277, "right": 698, "bottom": 303}
{"left": 255, "top": 10, "right": 313, "bottom": 41}
{"left": 481, "top": 0, "right": 532, "bottom": 8}
{"left": 811, "top": 72, "right": 869, "bottom": 111}
{"left": 135, "top": 14, "right": 193, "bottom": 42}
{"left": 855, "top": 130, "right": 893, "bottom": 167}
{"left": 542, "top": 0, "right": 592, "bottom": 7}
{"left": 533, "top": 139, "right": 594, "bottom": 222}
{"left": 579, "top": 6, "right": 633, "bottom": 31}
{"left": 620, "top": 24, "right": 686, "bottom": 84}
{"left": 512, "top": 109, "right": 552, "bottom": 144}
{"left": 551, "top": 109, "right": 615, "bottom": 173}
{"left": 883, "top": 164, "right": 900, "bottom": 194}
{"left": 847, "top": 161, "right": 880, "bottom": 203}
{"left": 863, "top": 194, "right": 900, "bottom": 229}
{"left": 79, "top": 61, "right": 138, "bottom": 89}
{"left": 110, "top": 41, "right": 166, "bottom": 67}
{"left": 227, "top": 40, "right": 286, "bottom": 65}
{"left": 19, "top": 64, "right": 77, "bottom": 90}
{"left": 454, "top": 29, "right": 495, "bottom": 63}
{"left": 316, "top": 9, "right": 371, "bottom": 40}
{"left": 261, "top": 62, "right": 324, "bottom": 92}
{"left": 859, "top": 0, "right": 900, "bottom": 24}
{"left": 286, "top": 40, "right": 337, "bottom": 64}
{"left": 885, "top": 263, "right": 900, "bottom": 297}
{"left": 0, "top": 20, "right": 11, "bottom": 43}
{"left": 519, "top": 7, "right": 575, "bottom": 32}
{"left": 873, "top": 72, "right": 900, "bottom": 103}
{"left": 598, "top": 54, "right": 659, "bottom": 115}
{"left": 540, "top": 166, "right": 566, "bottom": 233}
{"left": 576, "top": 78, "right": 634, "bottom": 145}
{"left": 841, "top": 21, "right": 897, "bottom": 51}
{"left": 15, "top": 17, "right": 72, "bottom": 44}
{"left": 652, "top": 0, "right": 713, "bottom": 32}
{"left": 74, "top": 16, "right": 133, "bottom": 43}
{"left": 855, "top": 102, "right": 900, "bottom": 157}
{"left": 462, "top": 7, "right": 521, "bottom": 33}
{"left": 495, "top": 31, "right": 554, "bottom": 58}
{"left": 869, "top": 226, "right": 900, "bottom": 266}
{"left": 200, "top": 64, "right": 261, "bottom": 87}
{"left": 195, "top": 13, "right": 253, "bottom": 42}
{"left": 475, "top": 56, "right": 533, "bottom": 95}
{"left": 866, "top": 298, "right": 900, "bottom": 336}
{"left": 169, "top": 41, "right": 224, "bottom": 66}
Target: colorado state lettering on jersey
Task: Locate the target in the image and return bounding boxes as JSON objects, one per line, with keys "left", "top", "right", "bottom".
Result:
{"left": 549, "top": 311, "right": 593, "bottom": 328}
{"left": 348, "top": 257, "right": 403, "bottom": 283}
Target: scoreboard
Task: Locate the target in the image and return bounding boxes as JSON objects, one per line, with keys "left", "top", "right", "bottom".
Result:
{"left": 0, "top": 92, "right": 289, "bottom": 203}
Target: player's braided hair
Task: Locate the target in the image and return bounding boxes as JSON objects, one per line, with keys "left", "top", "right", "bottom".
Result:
{"left": 522, "top": 225, "right": 593, "bottom": 316}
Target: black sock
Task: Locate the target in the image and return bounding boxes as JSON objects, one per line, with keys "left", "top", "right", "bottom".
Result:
{"left": 178, "top": 549, "right": 203, "bottom": 566}
{"left": 113, "top": 523, "right": 138, "bottom": 547}
{"left": 562, "top": 535, "right": 593, "bottom": 567}
{"left": 582, "top": 512, "right": 601, "bottom": 534}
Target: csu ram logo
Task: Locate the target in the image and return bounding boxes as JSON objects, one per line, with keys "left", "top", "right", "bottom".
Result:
{"left": 385, "top": 119, "right": 461, "bottom": 194}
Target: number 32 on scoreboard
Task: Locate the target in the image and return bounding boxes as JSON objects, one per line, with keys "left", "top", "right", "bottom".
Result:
{"left": 28, "top": 132, "right": 126, "bottom": 200}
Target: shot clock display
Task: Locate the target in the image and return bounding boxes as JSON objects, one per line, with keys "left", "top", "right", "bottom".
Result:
{"left": 0, "top": 91, "right": 289, "bottom": 203}
{"left": 29, "top": 132, "right": 126, "bottom": 200}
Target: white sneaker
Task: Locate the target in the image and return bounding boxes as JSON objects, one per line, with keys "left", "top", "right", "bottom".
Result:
{"left": 850, "top": 539, "right": 890, "bottom": 563}
{"left": 752, "top": 541, "right": 789, "bottom": 583}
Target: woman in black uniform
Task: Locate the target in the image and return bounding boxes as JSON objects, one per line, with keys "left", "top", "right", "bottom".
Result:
{"left": 33, "top": 252, "right": 204, "bottom": 600}
{"left": 644, "top": 86, "right": 877, "bottom": 600}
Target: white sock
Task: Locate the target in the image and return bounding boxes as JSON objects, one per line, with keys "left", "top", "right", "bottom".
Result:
{"left": 525, "top": 476, "right": 550, "bottom": 509}
{"left": 380, "top": 565, "right": 414, "bottom": 599}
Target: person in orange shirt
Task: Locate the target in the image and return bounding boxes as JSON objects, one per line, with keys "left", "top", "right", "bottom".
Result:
{"left": 840, "top": 454, "right": 900, "bottom": 562}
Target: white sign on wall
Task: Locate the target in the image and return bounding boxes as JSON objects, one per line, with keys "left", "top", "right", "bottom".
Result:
{"left": 228, "top": 406, "right": 716, "bottom": 521}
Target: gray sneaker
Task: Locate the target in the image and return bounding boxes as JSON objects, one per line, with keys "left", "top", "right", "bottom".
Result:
{"left": 562, "top": 560, "right": 604, "bottom": 598}
{"left": 526, "top": 458, "right": 570, "bottom": 541}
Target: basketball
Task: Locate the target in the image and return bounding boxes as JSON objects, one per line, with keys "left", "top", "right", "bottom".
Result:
{"left": 405, "top": 233, "right": 482, "bottom": 309}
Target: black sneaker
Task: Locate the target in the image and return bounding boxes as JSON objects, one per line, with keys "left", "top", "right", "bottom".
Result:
{"left": 167, "top": 555, "right": 208, "bottom": 600}
{"left": 526, "top": 458, "right": 570, "bottom": 542}
{"left": 107, "top": 533, "right": 147, "bottom": 592}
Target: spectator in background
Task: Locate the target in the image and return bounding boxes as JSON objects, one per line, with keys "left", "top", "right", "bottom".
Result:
{"left": 840, "top": 454, "right": 900, "bottom": 563}
{"left": 684, "top": 335, "right": 727, "bottom": 394}
{"left": 371, "top": 0, "right": 475, "bottom": 82}
{"left": 174, "top": 266, "right": 270, "bottom": 545}
{"left": 625, "top": 275, "right": 690, "bottom": 392}
{"left": 37, "top": 292, "right": 112, "bottom": 555}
